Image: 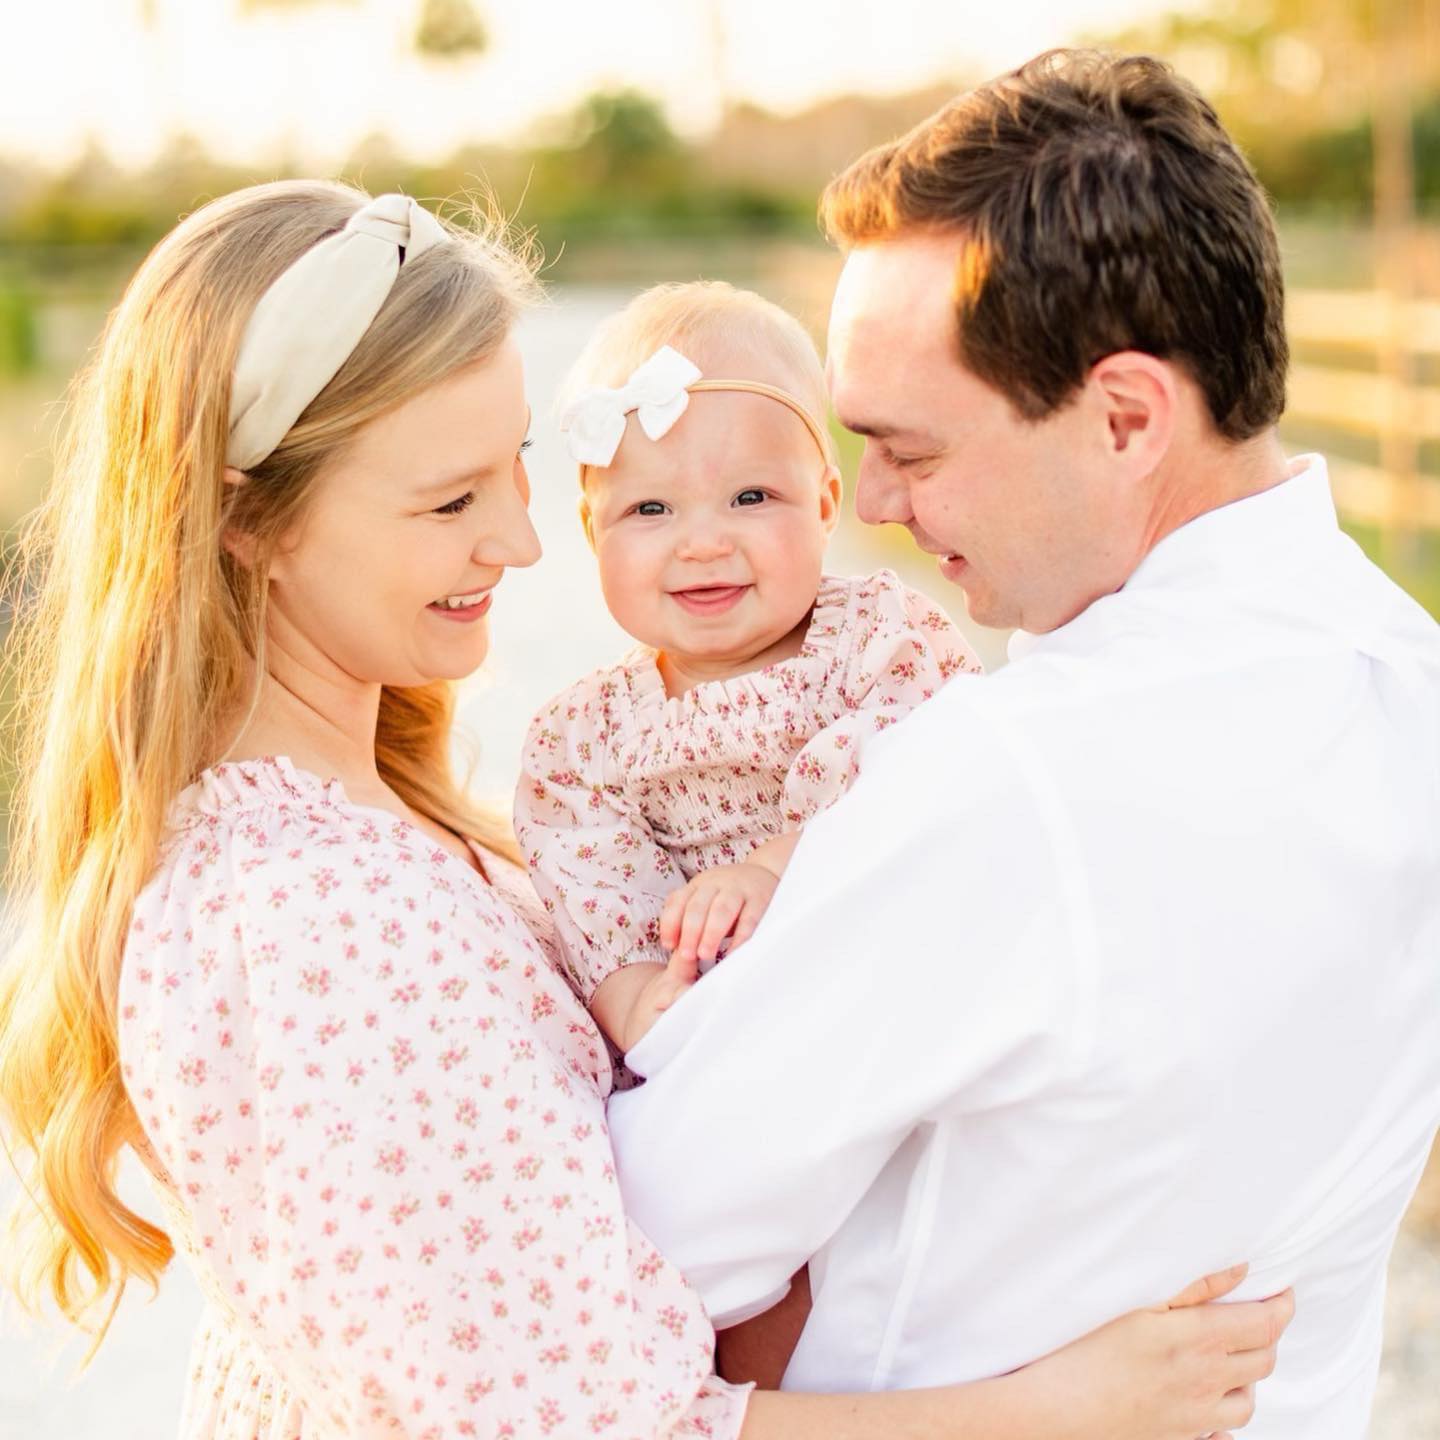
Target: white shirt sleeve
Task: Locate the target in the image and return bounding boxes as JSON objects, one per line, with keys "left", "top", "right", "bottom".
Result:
{"left": 607, "top": 696, "right": 1090, "bottom": 1327}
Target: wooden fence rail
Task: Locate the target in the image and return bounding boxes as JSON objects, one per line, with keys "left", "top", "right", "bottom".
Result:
{"left": 1286, "top": 288, "right": 1440, "bottom": 533}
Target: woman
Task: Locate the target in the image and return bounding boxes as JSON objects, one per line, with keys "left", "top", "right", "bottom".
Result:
{"left": 0, "top": 180, "right": 1288, "bottom": 1439}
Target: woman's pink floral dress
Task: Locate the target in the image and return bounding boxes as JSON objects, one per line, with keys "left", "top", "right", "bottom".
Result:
{"left": 118, "top": 756, "right": 749, "bottom": 1440}
{"left": 515, "top": 569, "right": 980, "bottom": 1001}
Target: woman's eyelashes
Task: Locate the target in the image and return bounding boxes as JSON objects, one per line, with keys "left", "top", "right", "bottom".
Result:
{"left": 433, "top": 438, "right": 533, "bottom": 516}
{"left": 434, "top": 490, "right": 476, "bottom": 517}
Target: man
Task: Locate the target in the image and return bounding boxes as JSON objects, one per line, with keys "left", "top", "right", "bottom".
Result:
{"left": 607, "top": 50, "right": 1440, "bottom": 1436}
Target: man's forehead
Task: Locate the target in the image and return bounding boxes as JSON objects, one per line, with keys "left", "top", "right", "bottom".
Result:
{"left": 830, "top": 233, "right": 962, "bottom": 336}
{"left": 827, "top": 235, "right": 962, "bottom": 430}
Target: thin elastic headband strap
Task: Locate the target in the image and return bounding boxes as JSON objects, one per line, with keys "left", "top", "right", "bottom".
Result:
{"left": 226, "top": 192, "right": 448, "bottom": 471}
{"left": 686, "top": 379, "right": 832, "bottom": 466}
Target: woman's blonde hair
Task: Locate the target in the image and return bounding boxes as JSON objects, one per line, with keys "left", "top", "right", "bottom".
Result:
{"left": 561, "top": 279, "right": 836, "bottom": 467}
{"left": 0, "top": 178, "right": 538, "bottom": 1342}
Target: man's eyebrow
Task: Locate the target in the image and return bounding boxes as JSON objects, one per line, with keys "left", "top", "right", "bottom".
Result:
{"left": 838, "top": 416, "right": 937, "bottom": 445}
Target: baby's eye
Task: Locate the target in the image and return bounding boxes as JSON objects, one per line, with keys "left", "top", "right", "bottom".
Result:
{"left": 632, "top": 500, "right": 668, "bottom": 517}
{"left": 733, "top": 488, "right": 767, "bottom": 507}
{"left": 434, "top": 491, "right": 475, "bottom": 516}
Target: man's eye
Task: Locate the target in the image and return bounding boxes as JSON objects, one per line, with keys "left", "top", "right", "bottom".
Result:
{"left": 435, "top": 491, "right": 475, "bottom": 516}
{"left": 734, "top": 489, "right": 766, "bottom": 506}
{"left": 885, "top": 449, "right": 933, "bottom": 471}
{"left": 633, "top": 501, "right": 667, "bottom": 517}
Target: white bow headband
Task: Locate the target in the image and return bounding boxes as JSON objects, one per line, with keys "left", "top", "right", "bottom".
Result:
{"left": 560, "top": 344, "right": 831, "bottom": 471}
{"left": 226, "top": 193, "right": 448, "bottom": 471}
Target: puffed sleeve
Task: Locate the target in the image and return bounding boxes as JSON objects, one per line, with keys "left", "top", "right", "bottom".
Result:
{"left": 781, "top": 570, "right": 983, "bottom": 823}
{"left": 515, "top": 678, "right": 684, "bottom": 1001}
{"left": 119, "top": 817, "right": 745, "bottom": 1440}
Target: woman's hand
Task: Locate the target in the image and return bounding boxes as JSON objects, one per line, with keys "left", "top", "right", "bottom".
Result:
{"left": 997, "top": 1263, "right": 1293, "bottom": 1440}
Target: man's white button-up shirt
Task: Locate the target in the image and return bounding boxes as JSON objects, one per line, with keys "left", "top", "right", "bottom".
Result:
{"left": 608, "top": 456, "right": 1440, "bottom": 1438}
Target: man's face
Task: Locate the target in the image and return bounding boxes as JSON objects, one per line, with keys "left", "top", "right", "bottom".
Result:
{"left": 827, "top": 230, "right": 1141, "bottom": 633}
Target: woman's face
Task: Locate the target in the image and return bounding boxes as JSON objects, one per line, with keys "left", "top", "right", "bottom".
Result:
{"left": 264, "top": 336, "right": 541, "bottom": 687}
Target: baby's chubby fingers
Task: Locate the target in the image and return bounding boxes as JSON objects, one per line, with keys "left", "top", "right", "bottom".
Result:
{"left": 697, "top": 893, "right": 744, "bottom": 963}
{"left": 659, "top": 888, "right": 688, "bottom": 951}
{"left": 728, "top": 904, "right": 762, "bottom": 952}
{"left": 674, "top": 887, "right": 718, "bottom": 965}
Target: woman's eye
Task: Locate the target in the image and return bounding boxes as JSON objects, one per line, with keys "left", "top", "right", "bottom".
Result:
{"left": 519, "top": 437, "right": 534, "bottom": 455}
{"left": 633, "top": 500, "right": 667, "bottom": 517}
{"left": 434, "top": 491, "right": 475, "bottom": 517}
{"left": 734, "top": 488, "right": 767, "bottom": 507}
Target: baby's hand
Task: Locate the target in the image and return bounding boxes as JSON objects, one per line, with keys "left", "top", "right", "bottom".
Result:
{"left": 660, "top": 862, "right": 780, "bottom": 981}
{"left": 615, "top": 964, "right": 695, "bottom": 1051}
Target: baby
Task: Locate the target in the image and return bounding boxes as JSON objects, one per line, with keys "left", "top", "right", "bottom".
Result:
{"left": 516, "top": 282, "right": 981, "bottom": 1055}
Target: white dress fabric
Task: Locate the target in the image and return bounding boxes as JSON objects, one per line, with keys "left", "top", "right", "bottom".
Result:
{"left": 608, "top": 457, "right": 1440, "bottom": 1440}
{"left": 119, "top": 756, "right": 750, "bottom": 1440}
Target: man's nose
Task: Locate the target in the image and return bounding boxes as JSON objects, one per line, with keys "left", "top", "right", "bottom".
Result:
{"left": 854, "top": 447, "right": 913, "bottom": 527}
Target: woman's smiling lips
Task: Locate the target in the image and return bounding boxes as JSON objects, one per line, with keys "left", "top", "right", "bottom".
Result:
{"left": 668, "top": 583, "right": 751, "bottom": 617}
{"left": 426, "top": 588, "right": 494, "bottom": 623}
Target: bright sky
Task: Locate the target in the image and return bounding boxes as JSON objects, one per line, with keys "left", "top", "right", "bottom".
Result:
{"left": 0, "top": 0, "right": 1200, "bottom": 169}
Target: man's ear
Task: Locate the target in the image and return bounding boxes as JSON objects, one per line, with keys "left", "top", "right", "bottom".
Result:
{"left": 818, "top": 464, "right": 844, "bottom": 538}
{"left": 1090, "top": 352, "right": 1177, "bottom": 470}
{"left": 578, "top": 491, "right": 597, "bottom": 553}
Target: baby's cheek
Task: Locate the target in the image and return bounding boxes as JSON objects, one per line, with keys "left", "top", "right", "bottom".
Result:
{"left": 596, "top": 539, "right": 666, "bottom": 644}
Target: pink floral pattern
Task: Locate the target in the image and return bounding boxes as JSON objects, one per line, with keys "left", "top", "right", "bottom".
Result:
{"left": 515, "top": 569, "right": 980, "bottom": 1000}
{"left": 118, "top": 756, "right": 748, "bottom": 1440}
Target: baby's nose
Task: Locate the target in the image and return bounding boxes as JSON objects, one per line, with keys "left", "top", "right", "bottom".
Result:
{"left": 675, "top": 520, "right": 736, "bottom": 561}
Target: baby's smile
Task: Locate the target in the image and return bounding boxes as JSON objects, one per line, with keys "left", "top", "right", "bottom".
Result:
{"left": 667, "top": 583, "right": 753, "bottom": 618}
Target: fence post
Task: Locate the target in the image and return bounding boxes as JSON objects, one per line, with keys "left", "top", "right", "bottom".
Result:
{"left": 1374, "top": 0, "right": 1421, "bottom": 574}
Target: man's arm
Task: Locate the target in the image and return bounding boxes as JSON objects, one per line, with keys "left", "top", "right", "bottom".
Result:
{"left": 608, "top": 701, "right": 1086, "bottom": 1326}
{"left": 715, "top": 1267, "right": 812, "bottom": 1389}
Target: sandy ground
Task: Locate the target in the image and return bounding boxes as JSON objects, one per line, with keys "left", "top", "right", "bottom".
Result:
{"left": 2, "top": 291, "right": 1436, "bottom": 1437}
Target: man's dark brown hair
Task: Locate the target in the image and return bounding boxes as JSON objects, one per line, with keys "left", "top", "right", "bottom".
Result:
{"left": 820, "top": 49, "right": 1288, "bottom": 440}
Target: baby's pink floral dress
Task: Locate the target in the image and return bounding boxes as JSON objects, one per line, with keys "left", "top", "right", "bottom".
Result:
{"left": 118, "top": 756, "right": 749, "bottom": 1440}
{"left": 515, "top": 569, "right": 980, "bottom": 1001}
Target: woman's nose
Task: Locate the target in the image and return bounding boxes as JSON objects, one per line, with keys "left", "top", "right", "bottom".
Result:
{"left": 478, "top": 478, "right": 542, "bottom": 569}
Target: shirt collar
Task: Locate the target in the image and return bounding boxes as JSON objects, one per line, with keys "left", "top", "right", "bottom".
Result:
{"left": 1008, "top": 454, "right": 1336, "bottom": 663}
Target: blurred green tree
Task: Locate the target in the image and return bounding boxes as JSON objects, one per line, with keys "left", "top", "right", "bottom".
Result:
{"left": 415, "top": 0, "right": 488, "bottom": 59}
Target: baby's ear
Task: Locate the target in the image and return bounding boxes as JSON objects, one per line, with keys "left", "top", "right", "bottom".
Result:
{"left": 819, "top": 464, "right": 843, "bottom": 536}
{"left": 578, "top": 492, "right": 597, "bottom": 552}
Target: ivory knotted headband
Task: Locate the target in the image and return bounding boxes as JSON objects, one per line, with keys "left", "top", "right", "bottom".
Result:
{"left": 226, "top": 193, "right": 449, "bottom": 471}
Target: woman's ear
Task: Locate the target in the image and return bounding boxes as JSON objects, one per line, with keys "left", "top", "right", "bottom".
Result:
{"left": 819, "top": 464, "right": 844, "bottom": 537}
{"left": 220, "top": 466, "right": 259, "bottom": 568}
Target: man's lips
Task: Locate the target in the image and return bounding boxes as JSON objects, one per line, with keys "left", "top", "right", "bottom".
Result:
{"left": 668, "top": 584, "right": 751, "bottom": 616}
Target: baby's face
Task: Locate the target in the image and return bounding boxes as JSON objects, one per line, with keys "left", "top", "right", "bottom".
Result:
{"left": 582, "top": 388, "right": 840, "bottom": 672}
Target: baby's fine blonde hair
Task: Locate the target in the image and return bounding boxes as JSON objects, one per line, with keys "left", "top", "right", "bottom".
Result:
{"left": 562, "top": 280, "right": 837, "bottom": 465}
